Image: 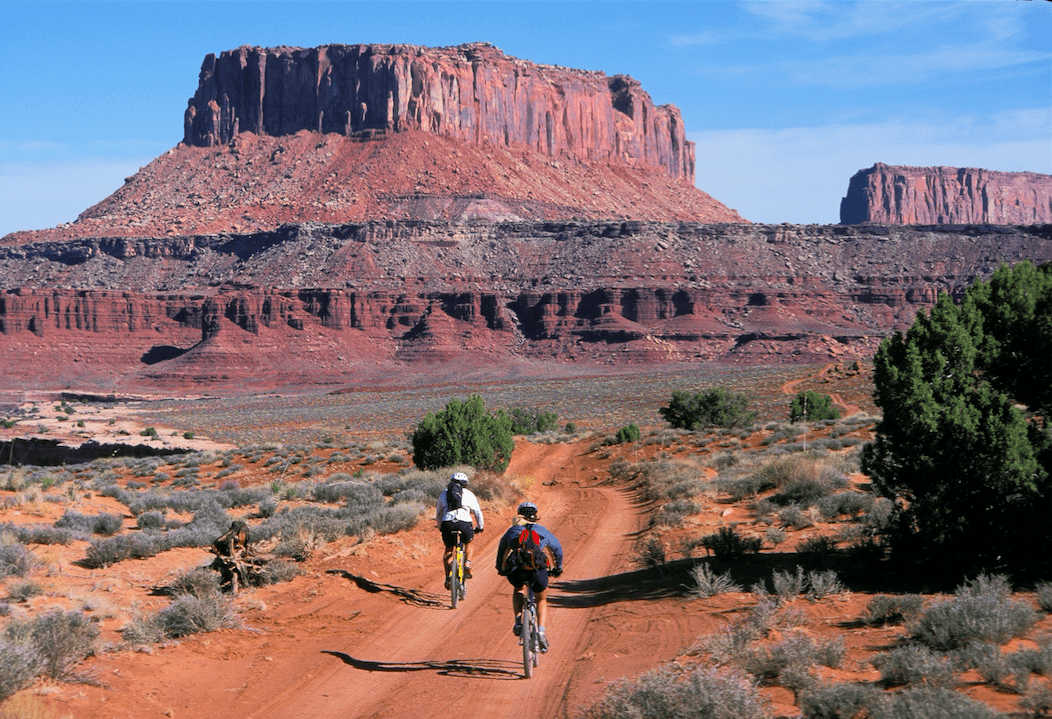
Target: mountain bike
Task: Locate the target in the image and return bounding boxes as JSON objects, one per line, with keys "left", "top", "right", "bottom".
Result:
{"left": 449, "top": 529, "right": 467, "bottom": 608}
{"left": 520, "top": 586, "right": 540, "bottom": 678}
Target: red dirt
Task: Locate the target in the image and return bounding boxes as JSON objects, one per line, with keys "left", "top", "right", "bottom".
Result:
{"left": 12, "top": 432, "right": 1049, "bottom": 719}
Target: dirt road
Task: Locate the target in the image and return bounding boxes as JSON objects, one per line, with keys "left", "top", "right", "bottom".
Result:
{"left": 61, "top": 442, "right": 654, "bottom": 719}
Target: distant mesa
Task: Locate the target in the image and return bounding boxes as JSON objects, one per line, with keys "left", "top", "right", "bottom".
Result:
{"left": 185, "top": 42, "right": 695, "bottom": 184}
{"left": 841, "top": 163, "right": 1052, "bottom": 225}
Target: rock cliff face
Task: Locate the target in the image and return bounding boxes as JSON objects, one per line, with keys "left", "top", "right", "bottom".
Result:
{"left": 2, "top": 221, "right": 1049, "bottom": 392}
{"left": 184, "top": 43, "right": 694, "bottom": 183}
{"left": 841, "top": 163, "right": 1052, "bottom": 225}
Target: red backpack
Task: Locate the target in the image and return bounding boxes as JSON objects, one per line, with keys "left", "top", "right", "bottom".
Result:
{"left": 513, "top": 524, "right": 547, "bottom": 571}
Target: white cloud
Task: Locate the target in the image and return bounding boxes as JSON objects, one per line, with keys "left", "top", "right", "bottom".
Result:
{"left": 691, "top": 112, "right": 1052, "bottom": 225}
{"left": 0, "top": 159, "right": 147, "bottom": 238}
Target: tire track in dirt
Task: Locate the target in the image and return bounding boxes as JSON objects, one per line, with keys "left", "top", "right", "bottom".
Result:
{"left": 780, "top": 363, "right": 861, "bottom": 416}
{"left": 231, "top": 441, "right": 644, "bottom": 719}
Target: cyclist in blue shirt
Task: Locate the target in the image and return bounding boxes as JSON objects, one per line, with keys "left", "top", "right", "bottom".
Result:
{"left": 496, "top": 501, "right": 564, "bottom": 652}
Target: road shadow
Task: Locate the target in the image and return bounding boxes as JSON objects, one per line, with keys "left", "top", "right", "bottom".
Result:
{"left": 325, "top": 569, "right": 447, "bottom": 608}
{"left": 323, "top": 651, "right": 523, "bottom": 680}
{"left": 550, "top": 552, "right": 947, "bottom": 609}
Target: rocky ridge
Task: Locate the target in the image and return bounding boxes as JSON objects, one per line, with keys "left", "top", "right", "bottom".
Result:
{"left": 2, "top": 221, "right": 1049, "bottom": 393}
{"left": 841, "top": 163, "right": 1052, "bottom": 225}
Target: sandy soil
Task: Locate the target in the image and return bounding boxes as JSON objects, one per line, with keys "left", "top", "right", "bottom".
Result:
{"left": 2, "top": 367, "right": 1048, "bottom": 719}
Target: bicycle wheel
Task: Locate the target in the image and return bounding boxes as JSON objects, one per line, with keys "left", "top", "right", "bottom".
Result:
{"left": 450, "top": 546, "right": 462, "bottom": 609}
{"left": 530, "top": 606, "right": 540, "bottom": 668}
{"left": 521, "top": 603, "right": 534, "bottom": 678}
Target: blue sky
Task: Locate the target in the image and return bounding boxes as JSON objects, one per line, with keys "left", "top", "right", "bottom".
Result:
{"left": 1, "top": 0, "right": 1049, "bottom": 236}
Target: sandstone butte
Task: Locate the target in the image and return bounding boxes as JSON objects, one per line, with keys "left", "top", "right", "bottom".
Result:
{"left": 841, "top": 163, "right": 1052, "bottom": 225}
{"left": 1, "top": 42, "right": 1051, "bottom": 397}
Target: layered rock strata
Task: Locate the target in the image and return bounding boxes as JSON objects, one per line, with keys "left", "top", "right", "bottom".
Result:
{"left": 184, "top": 43, "right": 695, "bottom": 183}
{"left": 2, "top": 221, "right": 1049, "bottom": 392}
{"left": 841, "top": 163, "right": 1052, "bottom": 225}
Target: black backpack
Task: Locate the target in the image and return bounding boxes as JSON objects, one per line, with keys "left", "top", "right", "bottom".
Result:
{"left": 513, "top": 524, "right": 546, "bottom": 571}
{"left": 446, "top": 481, "right": 463, "bottom": 511}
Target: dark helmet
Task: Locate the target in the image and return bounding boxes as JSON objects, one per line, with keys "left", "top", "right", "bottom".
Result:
{"left": 516, "top": 501, "right": 539, "bottom": 520}
{"left": 450, "top": 471, "right": 469, "bottom": 485}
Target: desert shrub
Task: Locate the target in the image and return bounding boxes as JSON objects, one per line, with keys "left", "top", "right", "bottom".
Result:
{"left": 777, "top": 504, "right": 813, "bottom": 530}
{"left": 635, "top": 536, "right": 667, "bottom": 568}
{"left": 872, "top": 644, "right": 957, "bottom": 688}
{"left": 691, "top": 563, "right": 742, "bottom": 598}
{"left": 579, "top": 664, "right": 769, "bottom": 719}
{"left": 156, "top": 593, "right": 238, "bottom": 638}
{"left": 744, "top": 631, "right": 840, "bottom": 698}
{"left": 506, "top": 406, "right": 558, "bottom": 435}
{"left": 411, "top": 395, "right": 514, "bottom": 473}
{"left": 790, "top": 390, "right": 841, "bottom": 422}
{"left": 654, "top": 499, "right": 699, "bottom": 527}
{"left": 84, "top": 532, "right": 166, "bottom": 568}
{"left": 169, "top": 567, "right": 220, "bottom": 598}
{"left": 5, "top": 524, "right": 74, "bottom": 545}
{"left": 1036, "top": 581, "right": 1052, "bottom": 613}
{"left": 910, "top": 574, "right": 1036, "bottom": 651}
{"left": 615, "top": 423, "right": 641, "bottom": 444}
{"left": 564, "top": 421, "right": 577, "bottom": 433}
{"left": 817, "top": 491, "right": 871, "bottom": 520}
{"left": 257, "top": 559, "right": 303, "bottom": 585}
{"left": 869, "top": 687, "right": 997, "bottom": 719}
{"left": 699, "top": 526, "right": 762, "bottom": 561}
{"left": 5, "top": 609, "right": 99, "bottom": 681}
{"left": 863, "top": 594, "right": 925, "bottom": 626}
{"left": 660, "top": 388, "right": 758, "bottom": 431}
{"left": 799, "top": 536, "right": 838, "bottom": 564}
{"left": 805, "top": 569, "right": 845, "bottom": 600}
{"left": 800, "top": 681, "right": 880, "bottom": 719}
{"left": 7, "top": 580, "right": 43, "bottom": 603}
{"left": 1021, "top": 684, "right": 1052, "bottom": 717}
{"left": 771, "top": 476, "right": 846, "bottom": 508}
{"left": 772, "top": 565, "right": 807, "bottom": 599}
{"left": 0, "top": 639, "right": 42, "bottom": 701}
{"left": 355, "top": 503, "right": 423, "bottom": 536}
{"left": 258, "top": 498, "right": 278, "bottom": 517}
{"left": 136, "top": 510, "right": 167, "bottom": 531}
{"left": 0, "top": 544, "right": 33, "bottom": 578}
{"left": 764, "top": 527, "right": 786, "bottom": 546}
{"left": 953, "top": 641, "right": 1010, "bottom": 687}
{"left": 55, "top": 510, "right": 123, "bottom": 536}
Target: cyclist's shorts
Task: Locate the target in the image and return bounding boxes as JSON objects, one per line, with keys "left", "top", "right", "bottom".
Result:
{"left": 440, "top": 519, "right": 474, "bottom": 547}
{"left": 507, "top": 567, "right": 548, "bottom": 593}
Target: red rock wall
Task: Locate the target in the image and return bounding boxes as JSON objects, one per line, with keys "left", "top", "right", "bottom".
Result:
{"left": 841, "top": 163, "right": 1052, "bottom": 225}
{"left": 183, "top": 43, "right": 695, "bottom": 183}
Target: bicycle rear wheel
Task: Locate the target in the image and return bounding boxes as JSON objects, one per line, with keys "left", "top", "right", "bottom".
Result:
{"left": 450, "top": 546, "right": 462, "bottom": 609}
{"left": 521, "top": 604, "right": 534, "bottom": 678}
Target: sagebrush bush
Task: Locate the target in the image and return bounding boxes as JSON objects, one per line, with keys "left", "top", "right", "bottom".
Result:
{"left": 0, "top": 544, "right": 34, "bottom": 577}
{"left": 579, "top": 665, "right": 769, "bottom": 719}
{"left": 0, "top": 639, "right": 42, "bottom": 701}
{"left": 635, "top": 536, "right": 667, "bottom": 568}
{"left": 258, "top": 559, "right": 303, "bottom": 585}
{"left": 872, "top": 644, "right": 957, "bottom": 688}
{"left": 169, "top": 567, "right": 220, "bottom": 598}
{"left": 5, "top": 610, "right": 99, "bottom": 680}
{"left": 863, "top": 594, "right": 925, "bottom": 626}
{"left": 805, "top": 570, "right": 845, "bottom": 600}
{"left": 1036, "top": 581, "right": 1052, "bottom": 613}
{"left": 800, "top": 681, "right": 880, "bottom": 719}
{"left": 910, "top": 574, "right": 1036, "bottom": 651}
{"left": 869, "top": 687, "right": 997, "bottom": 719}
{"left": 772, "top": 565, "right": 807, "bottom": 599}
{"left": 699, "top": 526, "right": 762, "bottom": 561}
{"left": 691, "top": 563, "right": 742, "bottom": 598}
{"left": 156, "top": 594, "right": 238, "bottom": 638}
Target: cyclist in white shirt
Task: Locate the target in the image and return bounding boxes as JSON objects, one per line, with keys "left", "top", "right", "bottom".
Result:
{"left": 435, "top": 472, "right": 484, "bottom": 589}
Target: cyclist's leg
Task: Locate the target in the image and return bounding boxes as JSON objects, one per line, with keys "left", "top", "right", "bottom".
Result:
{"left": 531, "top": 570, "right": 550, "bottom": 650}
{"left": 508, "top": 571, "right": 525, "bottom": 632}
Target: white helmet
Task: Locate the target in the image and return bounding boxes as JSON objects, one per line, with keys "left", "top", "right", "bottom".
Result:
{"left": 450, "top": 472, "right": 469, "bottom": 485}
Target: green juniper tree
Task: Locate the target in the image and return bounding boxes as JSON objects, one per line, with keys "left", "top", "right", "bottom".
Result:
{"left": 861, "top": 262, "right": 1052, "bottom": 577}
{"left": 411, "top": 395, "right": 515, "bottom": 473}
{"left": 659, "top": 388, "right": 757, "bottom": 430}
{"left": 789, "top": 390, "right": 841, "bottom": 422}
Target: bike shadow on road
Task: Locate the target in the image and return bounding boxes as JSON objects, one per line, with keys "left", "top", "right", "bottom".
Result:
{"left": 549, "top": 561, "right": 695, "bottom": 608}
{"left": 322, "top": 651, "right": 523, "bottom": 680}
{"left": 325, "top": 569, "right": 447, "bottom": 608}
